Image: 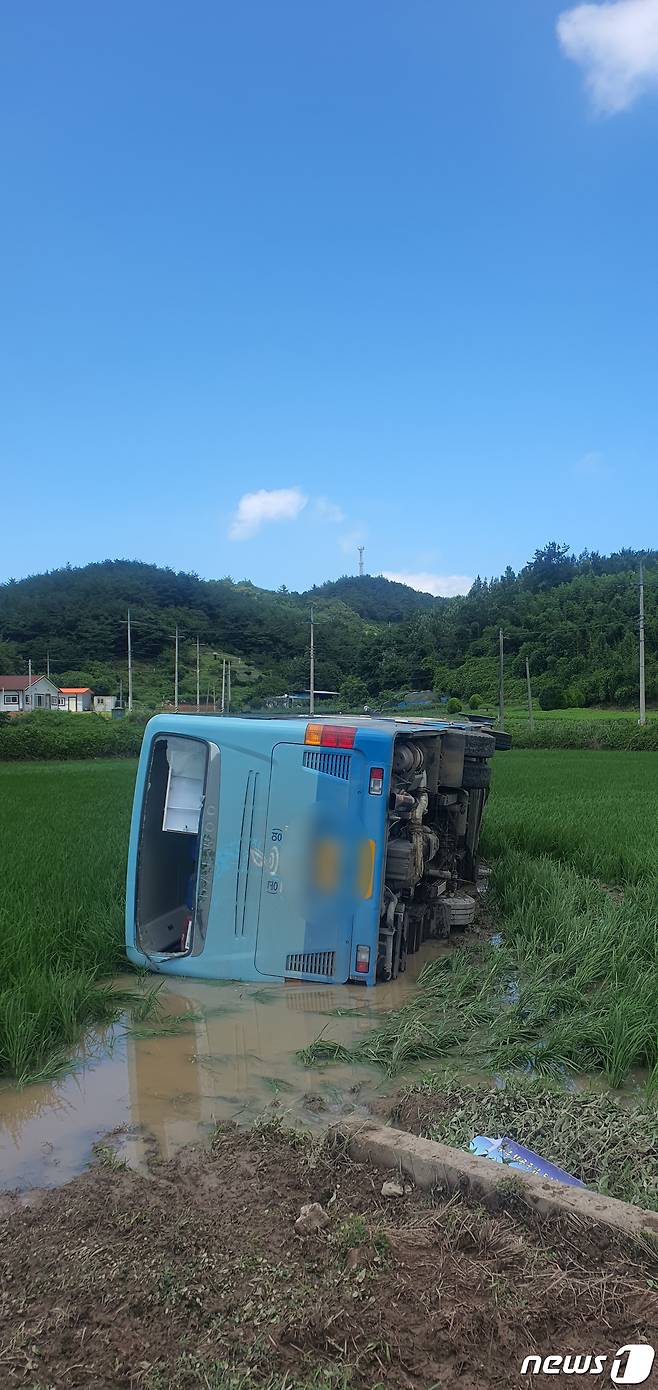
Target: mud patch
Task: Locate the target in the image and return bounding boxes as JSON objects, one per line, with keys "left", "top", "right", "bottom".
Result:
{"left": 0, "top": 1126, "right": 657, "bottom": 1389}
{"left": 0, "top": 961, "right": 437, "bottom": 1190}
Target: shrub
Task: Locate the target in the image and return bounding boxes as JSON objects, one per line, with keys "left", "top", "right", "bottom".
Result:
{"left": 469, "top": 693, "right": 483, "bottom": 710}
{"left": 0, "top": 711, "right": 148, "bottom": 761}
{"left": 538, "top": 684, "right": 565, "bottom": 711}
{"left": 338, "top": 675, "right": 369, "bottom": 708}
{"left": 447, "top": 697, "right": 462, "bottom": 715}
{"left": 508, "top": 718, "right": 658, "bottom": 751}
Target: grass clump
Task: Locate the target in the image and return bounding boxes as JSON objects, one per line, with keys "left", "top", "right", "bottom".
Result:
{"left": 301, "top": 952, "right": 496, "bottom": 1076}
{"left": 334, "top": 1214, "right": 369, "bottom": 1253}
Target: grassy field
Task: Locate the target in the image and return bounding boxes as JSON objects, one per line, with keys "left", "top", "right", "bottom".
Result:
{"left": 0, "top": 760, "right": 138, "bottom": 1081}
{"left": 4, "top": 748, "right": 658, "bottom": 1099}
{"left": 397, "top": 702, "right": 654, "bottom": 721}
{"left": 385, "top": 704, "right": 658, "bottom": 749}
{"left": 304, "top": 749, "right": 658, "bottom": 1095}
{"left": 505, "top": 704, "right": 653, "bottom": 720}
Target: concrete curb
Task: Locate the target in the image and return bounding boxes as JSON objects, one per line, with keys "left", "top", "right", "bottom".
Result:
{"left": 334, "top": 1117, "right": 658, "bottom": 1242}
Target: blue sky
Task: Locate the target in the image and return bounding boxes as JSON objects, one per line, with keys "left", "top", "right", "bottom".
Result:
{"left": 2, "top": 0, "right": 658, "bottom": 595}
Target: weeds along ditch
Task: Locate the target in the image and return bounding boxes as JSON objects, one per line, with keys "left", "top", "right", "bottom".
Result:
{"left": 0, "top": 759, "right": 140, "bottom": 1082}
{"left": 393, "top": 1073, "right": 658, "bottom": 1211}
{"left": 302, "top": 751, "right": 658, "bottom": 1095}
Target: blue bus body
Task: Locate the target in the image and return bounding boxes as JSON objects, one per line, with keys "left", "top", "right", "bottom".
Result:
{"left": 126, "top": 713, "right": 497, "bottom": 986}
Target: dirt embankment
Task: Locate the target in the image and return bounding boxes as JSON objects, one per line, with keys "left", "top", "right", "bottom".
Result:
{"left": 1, "top": 1125, "right": 657, "bottom": 1390}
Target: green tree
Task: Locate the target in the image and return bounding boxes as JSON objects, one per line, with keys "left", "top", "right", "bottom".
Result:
{"left": 539, "top": 684, "right": 565, "bottom": 710}
{"left": 339, "top": 675, "right": 369, "bottom": 708}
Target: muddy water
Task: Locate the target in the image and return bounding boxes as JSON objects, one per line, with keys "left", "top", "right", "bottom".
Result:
{"left": 0, "top": 947, "right": 446, "bottom": 1192}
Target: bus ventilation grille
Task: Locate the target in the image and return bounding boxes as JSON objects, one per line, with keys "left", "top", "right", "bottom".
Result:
{"left": 302, "top": 750, "right": 351, "bottom": 780}
{"left": 286, "top": 950, "right": 336, "bottom": 977}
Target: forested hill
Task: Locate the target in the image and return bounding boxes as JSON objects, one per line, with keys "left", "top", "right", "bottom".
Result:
{"left": 0, "top": 544, "right": 656, "bottom": 708}
{"left": 307, "top": 574, "right": 437, "bottom": 621}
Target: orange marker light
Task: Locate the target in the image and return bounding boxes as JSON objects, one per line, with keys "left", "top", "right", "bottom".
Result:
{"left": 304, "top": 723, "right": 357, "bottom": 749}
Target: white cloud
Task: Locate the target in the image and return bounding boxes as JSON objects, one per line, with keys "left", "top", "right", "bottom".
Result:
{"left": 557, "top": 0, "right": 658, "bottom": 113}
{"left": 314, "top": 496, "right": 345, "bottom": 523}
{"left": 229, "top": 487, "right": 308, "bottom": 540}
{"left": 383, "top": 570, "right": 473, "bottom": 597}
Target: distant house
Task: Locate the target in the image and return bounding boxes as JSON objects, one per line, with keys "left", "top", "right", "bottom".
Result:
{"left": 265, "top": 691, "right": 339, "bottom": 710}
{"left": 93, "top": 694, "right": 117, "bottom": 715}
{"left": 0, "top": 674, "right": 61, "bottom": 713}
{"left": 397, "top": 690, "right": 436, "bottom": 708}
{"left": 59, "top": 687, "right": 93, "bottom": 712}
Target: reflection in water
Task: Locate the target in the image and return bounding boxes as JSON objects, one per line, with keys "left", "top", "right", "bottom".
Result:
{"left": 0, "top": 947, "right": 440, "bottom": 1192}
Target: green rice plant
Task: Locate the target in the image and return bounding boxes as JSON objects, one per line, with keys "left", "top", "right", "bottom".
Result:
{"left": 484, "top": 749, "right": 658, "bottom": 889}
{"left": 0, "top": 759, "right": 145, "bottom": 1079}
{"left": 129, "top": 982, "right": 165, "bottom": 1022}
{"left": 302, "top": 751, "right": 658, "bottom": 1088}
{"left": 124, "top": 1012, "right": 204, "bottom": 1040}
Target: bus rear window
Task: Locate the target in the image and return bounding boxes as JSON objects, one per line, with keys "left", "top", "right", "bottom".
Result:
{"left": 136, "top": 736, "right": 208, "bottom": 955}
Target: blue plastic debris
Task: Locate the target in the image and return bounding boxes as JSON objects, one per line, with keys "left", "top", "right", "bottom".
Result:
{"left": 470, "top": 1136, "right": 585, "bottom": 1188}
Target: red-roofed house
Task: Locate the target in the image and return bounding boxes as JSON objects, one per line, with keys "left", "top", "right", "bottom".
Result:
{"left": 0, "top": 674, "right": 62, "bottom": 714}
{"left": 58, "top": 687, "right": 93, "bottom": 712}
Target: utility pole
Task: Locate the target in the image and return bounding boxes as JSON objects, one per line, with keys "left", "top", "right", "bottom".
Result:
{"left": 309, "top": 606, "right": 315, "bottom": 715}
{"left": 196, "top": 637, "right": 200, "bottom": 714}
{"left": 127, "top": 608, "right": 133, "bottom": 712}
{"left": 174, "top": 626, "right": 179, "bottom": 711}
{"left": 46, "top": 649, "right": 50, "bottom": 680}
{"left": 358, "top": 546, "right": 364, "bottom": 578}
{"left": 525, "top": 656, "right": 534, "bottom": 730}
{"left": 213, "top": 683, "right": 216, "bottom": 712}
{"left": 221, "top": 658, "right": 226, "bottom": 715}
{"left": 498, "top": 628, "right": 505, "bottom": 731}
{"left": 639, "top": 561, "right": 646, "bottom": 726}
{"left": 227, "top": 660, "right": 231, "bottom": 715}
{"left": 28, "top": 657, "right": 32, "bottom": 706}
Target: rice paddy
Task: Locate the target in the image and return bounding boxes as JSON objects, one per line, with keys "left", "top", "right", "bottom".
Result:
{"left": 0, "top": 759, "right": 139, "bottom": 1081}
{"left": 302, "top": 750, "right": 658, "bottom": 1092}
{"left": 3, "top": 749, "right": 658, "bottom": 1096}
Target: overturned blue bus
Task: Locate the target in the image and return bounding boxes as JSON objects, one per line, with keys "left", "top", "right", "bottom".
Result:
{"left": 125, "top": 714, "right": 500, "bottom": 986}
